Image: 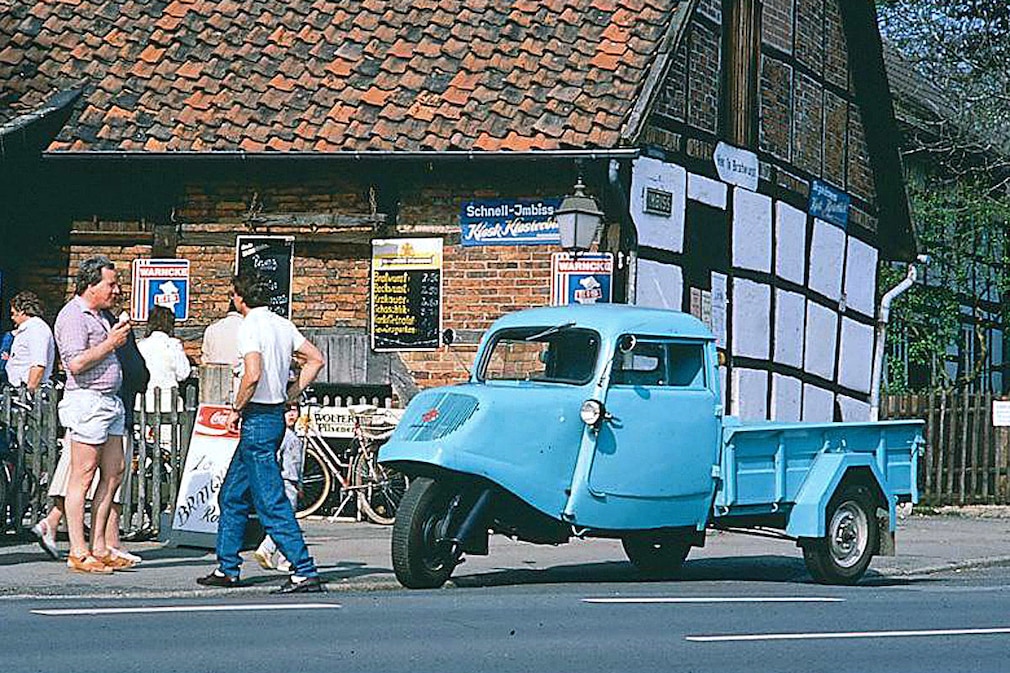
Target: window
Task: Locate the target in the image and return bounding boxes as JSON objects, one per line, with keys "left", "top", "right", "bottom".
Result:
{"left": 611, "top": 338, "right": 707, "bottom": 388}
{"left": 480, "top": 326, "right": 600, "bottom": 384}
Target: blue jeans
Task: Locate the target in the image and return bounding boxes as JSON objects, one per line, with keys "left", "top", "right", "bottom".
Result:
{"left": 216, "top": 403, "right": 317, "bottom": 578}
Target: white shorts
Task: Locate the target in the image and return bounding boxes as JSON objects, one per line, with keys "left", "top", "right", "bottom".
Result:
{"left": 58, "top": 389, "right": 125, "bottom": 445}
{"left": 48, "top": 432, "right": 133, "bottom": 504}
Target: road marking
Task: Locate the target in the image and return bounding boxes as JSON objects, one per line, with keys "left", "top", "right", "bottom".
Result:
{"left": 32, "top": 603, "right": 341, "bottom": 617}
{"left": 584, "top": 597, "right": 844, "bottom": 604}
{"left": 687, "top": 627, "right": 1010, "bottom": 642}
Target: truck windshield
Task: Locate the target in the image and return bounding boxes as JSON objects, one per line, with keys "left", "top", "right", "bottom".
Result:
{"left": 480, "top": 326, "right": 600, "bottom": 384}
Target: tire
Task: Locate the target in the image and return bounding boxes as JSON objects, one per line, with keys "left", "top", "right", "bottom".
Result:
{"left": 296, "top": 446, "right": 331, "bottom": 518}
{"left": 622, "top": 532, "right": 691, "bottom": 578}
{"left": 802, "top": 483, "right": 878, "bottom": 585}
{"left": 352, "top": 453, "right": 409, "bottom": 525}
{"left": 391, "top": 477, "right": 458, "bottom": 589}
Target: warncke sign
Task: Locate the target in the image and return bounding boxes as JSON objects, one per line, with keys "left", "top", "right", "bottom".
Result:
{"left": 460, "top": 198, "right": 562, "bottom": 246}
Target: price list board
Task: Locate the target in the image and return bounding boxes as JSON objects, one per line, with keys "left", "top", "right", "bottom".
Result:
{"left": 235, "top": 235, "right": 294, "bottom": 318}
{"left": 370, "top": 238, "right": 442, "bottom": 351}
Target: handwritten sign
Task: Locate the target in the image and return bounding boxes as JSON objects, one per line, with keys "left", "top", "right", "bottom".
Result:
{"left": 371, "top": 238, "right": 442, "bottom": 351}
{"left": 172, "top": 404, "right": 239, "bottom": 535}
{"left": 809, "top": 179, "right": 850, "bottom": 230}
{"left": 460, "top": 198, "right": 561, "bottom": 246}
{"left": 235, "top": 236, "right": 294, "bottom": 318}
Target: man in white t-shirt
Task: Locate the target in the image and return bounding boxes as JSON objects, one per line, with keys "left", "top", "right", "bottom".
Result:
{"left": 197, "top": 272, "right": 326, "bottom": 594}
{"left": 6, "top": 291, "right": 55, "bottom": 392}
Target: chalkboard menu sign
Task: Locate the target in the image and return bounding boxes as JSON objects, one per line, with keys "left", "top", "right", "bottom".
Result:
{"left": 235, "top": 236, "right": 294, "bottom": 318}
{"left": 371, "top": 238, "right": 442, "bottom": 351}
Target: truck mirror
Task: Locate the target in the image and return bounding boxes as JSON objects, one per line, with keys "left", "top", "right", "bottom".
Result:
{"left": 618, "top": 334, "right": 636, "bottom": 354}
{"left": 442, "top": 328, "right": 456, "bottom": 347}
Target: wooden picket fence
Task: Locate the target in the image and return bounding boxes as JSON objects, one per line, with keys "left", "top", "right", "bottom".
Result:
{"left": 881, "top": 392, "right": 1010, "bottom": 505}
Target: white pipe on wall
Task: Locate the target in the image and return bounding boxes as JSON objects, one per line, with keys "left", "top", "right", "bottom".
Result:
{"left": 869, "top": 254, "right": 929, "bottom": 421}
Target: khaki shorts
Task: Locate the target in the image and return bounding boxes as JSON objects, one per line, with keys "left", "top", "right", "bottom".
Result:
{"left": 58, "top": 389, "right": 125, "bottom": 445}
{"left": 48, "top": 432, "right": 133, "bottom": 504}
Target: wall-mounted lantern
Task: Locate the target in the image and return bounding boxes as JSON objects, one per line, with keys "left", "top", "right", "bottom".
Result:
{"left": 556, "top": 176, "right": 603, "bottom": 251}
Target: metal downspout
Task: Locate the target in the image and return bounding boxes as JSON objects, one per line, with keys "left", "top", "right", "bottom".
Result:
{"left": 869, "top": 255, "right": 928, "bottom": 421}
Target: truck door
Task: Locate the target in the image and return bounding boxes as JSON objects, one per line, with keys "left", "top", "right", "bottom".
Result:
{"left": 588, "top": 337, "right": 720, "bottom": 509}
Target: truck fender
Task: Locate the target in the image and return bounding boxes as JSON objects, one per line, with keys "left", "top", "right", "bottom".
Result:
{"left": 785, "top": 453, "right": 893, "bottom": 540}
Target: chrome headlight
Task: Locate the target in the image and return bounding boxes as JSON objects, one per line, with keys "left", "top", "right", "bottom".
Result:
{"left": 580, "top": 399, "right": 605, "bottom": 428}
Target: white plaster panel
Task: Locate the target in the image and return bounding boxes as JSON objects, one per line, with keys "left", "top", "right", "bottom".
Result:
{"left": 635, "top": 259, "right": 683, "bottom": 311}
{"left": 719, "top": 365, "right": 728, "bottom": 411}
{"left": 837, "top": 395, "right": 870, "bottom": 422}
{"left": 838, "top": 318, "right": 874, "bottom": 394}
{"left": 687, "top": 173, "right": 728, "bottom": 209}
{"left": 773, "top": 289, "right": 806, "bottom": 368}
{"left": 771, "top": 373, "right": 802, "bottom": 422}
{"left": 804, "top": 301, "right": 838, "bottom": 381}
{"left": 844, "top": 236, "right": 877, "bottom": 318}
{"left": 775, "top": 201, "right": 806, "bottom": 285}
{"left": 711, "top": 272, "right": 728, "bottom": 348}
{"left": 731, "top": 278, "right": 771, "bottom": 359}
{"left": 631, "top": 157, "right": 686, "bottom": 252}
{"left": 802, "top": 383, "right": 835, "bottom": 422}
{"left": 732, "top": 188, "right": 772, "bottom": 273}
{"left": 732, "top": 368, "right": 768, "bottom": 420}
{"left": 808, "top": 218, "right": 845, "bottom": 302}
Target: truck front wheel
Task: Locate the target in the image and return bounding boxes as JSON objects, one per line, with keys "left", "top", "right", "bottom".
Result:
{"left": 802, "top": 484, "right": 878, "bottom": 585}
{"left": 622, "top": 533, "right": 691, "bottom": 578}
{"left": 391, "top": 477, "right": 460, "bottom": 589}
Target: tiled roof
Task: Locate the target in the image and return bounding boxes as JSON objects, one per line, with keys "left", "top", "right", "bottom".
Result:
{"left": 0, "top": 0, "right": 682, "bottom": 153}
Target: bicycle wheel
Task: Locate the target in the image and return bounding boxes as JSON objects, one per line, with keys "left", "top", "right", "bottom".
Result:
{"left": 297, "top": 446, "right": 332, "bottom": 518}
{"left": 352, "top": 452, "right": 408, "bottom": 525}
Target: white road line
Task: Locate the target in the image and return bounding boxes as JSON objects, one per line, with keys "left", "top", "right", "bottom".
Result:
{"left": 687, "top": 627, "right": 1010, "bottom": 643}
{"left": 32, "top": 603, "right": 341, "bottom": 617}
{"left": 584, "top": 597, "right": 844, "bottom": 604}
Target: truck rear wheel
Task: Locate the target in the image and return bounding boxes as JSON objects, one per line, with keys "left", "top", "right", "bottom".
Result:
{"left": 802, "top": 483, "right": 878, "bottom": 585}
{"left": 622, "top": 533, "right": 691, "bottom": 578}
{"left": 391, "top": 477, "right": 459, "bottom": 589}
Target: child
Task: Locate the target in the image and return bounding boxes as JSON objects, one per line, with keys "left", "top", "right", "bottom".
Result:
{"left": 253, "top": 403, "right": 305, "bottom": 572}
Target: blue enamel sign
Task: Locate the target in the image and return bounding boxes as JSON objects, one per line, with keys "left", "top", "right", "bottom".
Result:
{"left": 809, "top": 179, "right": 850, "bottom": 229}
{"left": 460, "top": 198, "right": 562, "bottom": 246}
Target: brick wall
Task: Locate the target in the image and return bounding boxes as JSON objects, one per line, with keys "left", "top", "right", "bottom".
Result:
{"left": 762, "top": 0, "right": 794, "bottom": 53}
{"left": 759, "top": 55, "right": 792, "bottom": 160}
{"left": 792, "top": 73, "right": 823, "bottom": 176}
{"left": 686, "top": 22, "right": 721, "bottom": 135}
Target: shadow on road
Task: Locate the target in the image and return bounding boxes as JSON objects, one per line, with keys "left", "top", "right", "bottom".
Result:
{"left": 452, "top": 555, "right": 936, "bottom": 588}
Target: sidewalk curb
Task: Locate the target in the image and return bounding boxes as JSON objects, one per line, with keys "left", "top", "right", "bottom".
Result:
{"left": 887, "top": 555, "right": 1010, "bottom": 577}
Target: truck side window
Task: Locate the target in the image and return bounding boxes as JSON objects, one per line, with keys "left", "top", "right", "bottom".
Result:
{"left": 612, "top": 339, "right": 705, "bottom": 388}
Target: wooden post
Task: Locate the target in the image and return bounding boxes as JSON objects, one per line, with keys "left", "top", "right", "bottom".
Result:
{"left": 958, "top": 390, "right": 970, "bottom": 504}
{"left": 924, "top": 388, "right": 935, "bottom": 497}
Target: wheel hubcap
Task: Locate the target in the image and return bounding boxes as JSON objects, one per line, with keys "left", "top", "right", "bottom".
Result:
{"left": 829, "top": 501, "right": 868, "bottom": 568}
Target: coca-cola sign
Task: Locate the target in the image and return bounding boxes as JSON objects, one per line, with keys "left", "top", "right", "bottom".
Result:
{"left": 195, "top": 404, "right": 239, "bottom": 438}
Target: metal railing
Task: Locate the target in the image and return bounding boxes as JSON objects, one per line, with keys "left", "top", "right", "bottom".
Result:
{"left": 0, "top": 384, "right": 196, "bottom": 539}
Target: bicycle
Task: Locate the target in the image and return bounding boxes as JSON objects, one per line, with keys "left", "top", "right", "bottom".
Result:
{"left": 0, "top": 396, "right": 40, "bottom": 537}
{"left": 295, "top": 401, "right": 409, "bottom": 525}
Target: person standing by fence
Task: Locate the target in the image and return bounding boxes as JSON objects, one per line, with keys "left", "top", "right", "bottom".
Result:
{"left": 5, "top": 291, "right": 55, "bottom": 394}
{"left": 30, "top": 301, "right": 149, "bottom": 564}
{"left": 54, "top": 255, "right": 133, "bottom": 574}
{"left": 197, "top": 272, "right": 325, "bottom": 593}
{"left": 137, "top": 305, "right": 191, "bottom": 412}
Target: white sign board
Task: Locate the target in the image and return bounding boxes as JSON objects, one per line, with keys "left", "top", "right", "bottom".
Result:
{"left": 131, "top": 258, "right": 191, "bottom": 322}
{"left": 172, "top": 404, "right": 239, "bottom": 535}
{"left": 993, "top": 400, "right": 1010, "bottom": 427}
{"left": 304, "top": 406, "right": 355, "bottom": 438}
{"left": 714, "top": 141, "right": 759, "bottom": 191}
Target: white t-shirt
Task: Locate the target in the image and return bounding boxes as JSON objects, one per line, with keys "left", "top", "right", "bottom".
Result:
{"left": 6, "top": 316, "right": 56, "bottom": 387}
{"left": 236, "top": 307, "right": 306, "bottom": 405}
{"left": 137, "top": 331, "right": 192, "bottom": 411}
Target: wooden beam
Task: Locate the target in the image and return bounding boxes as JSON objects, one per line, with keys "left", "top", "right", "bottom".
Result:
{"left": 178, "top": 231, "right": 377, "bottom": 247}
{"left": 152, "top": 223, "right": 179, "bottom": 257}
{"left": 243, "top": 212, "right": 386, "bottom": 228}
{"left": 69, "top": 230, "right": 153, "bottom": 245}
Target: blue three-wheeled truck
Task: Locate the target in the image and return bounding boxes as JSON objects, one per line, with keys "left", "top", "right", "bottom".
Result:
{"left": 379, "top": 304, "right": 924, "bottom": 588}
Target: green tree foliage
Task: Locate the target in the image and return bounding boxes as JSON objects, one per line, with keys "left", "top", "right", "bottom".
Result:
{"left": 876, "top": 0, "right": 1010, "bottom": 393}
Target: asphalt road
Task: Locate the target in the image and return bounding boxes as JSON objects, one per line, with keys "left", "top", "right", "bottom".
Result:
{"left": 3, "top": 565, "right": 1010, "bottom": 673}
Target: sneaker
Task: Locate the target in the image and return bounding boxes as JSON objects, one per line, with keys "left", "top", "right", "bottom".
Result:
{"left": 67, "top": 553, "right": 113, "bottom": 575}
{"left": 111, "top": 548, "right": 142, "bottom": 565}
{"left": 253, "top": 547, "right": 275, "bottom": 570}
{"left": 99, "top": 553, "right": 135, "bottom": 570}
{"left": 196, "top": 569, "right": 243, "bottom": 588}
{"left": 271, "top": 575, "right": 326, "bottom": 594}
{"left": 31, "top": 521, "right": 59, "bottom": 561}
{"left": 276, "top": 557, "right": 292, "bottom": 573}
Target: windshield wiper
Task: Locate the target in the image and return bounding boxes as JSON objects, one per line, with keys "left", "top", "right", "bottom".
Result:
{"left": 525, "top": 322, "right": 576, "bottom": 341}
